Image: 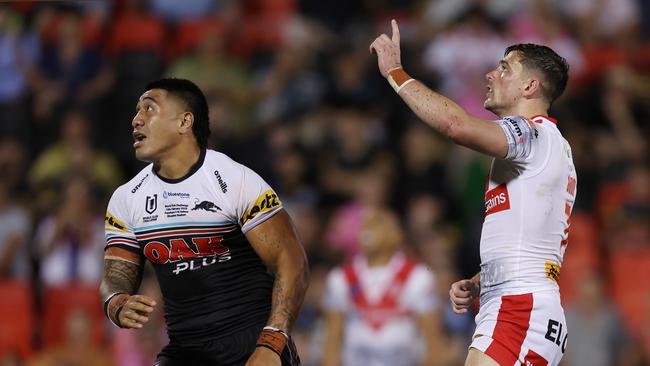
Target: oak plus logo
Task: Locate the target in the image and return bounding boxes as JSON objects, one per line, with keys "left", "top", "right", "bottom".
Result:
{"left": 485, "top": 183, "right": 510, "bottom": 216}
{"left": 142, "top": 236, "right": 231, "bottom": 275}
{"left": 145, "top": 194, "right": 158, "bottom": 214}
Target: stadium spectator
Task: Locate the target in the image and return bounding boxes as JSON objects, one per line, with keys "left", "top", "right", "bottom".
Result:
{"left": 0, "top": 6, "right": 39, "bottom": 140}
{"left": 34, "top": 176, "right": 105, "bottom": 287}
{"left": 28, "top": 108, "right": 123, "bottom": 213}
{"left": 564, "top": 272, "right": 629, "bottom": 366}
{"left": 0, "top": 179, "right": 31, "bottom": 280}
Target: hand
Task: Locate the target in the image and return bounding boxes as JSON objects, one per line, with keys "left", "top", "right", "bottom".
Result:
{"left": 449, "top": 279, "right": 479, "bottom": 314}
{"left": 369, "top": 19, "right": 402, "bottom": 78}
{"left": 117, "top": 294, "right": 157, "bottom": 329}
{"left": 245, "top": 346, "right": 281, "bottom": 366}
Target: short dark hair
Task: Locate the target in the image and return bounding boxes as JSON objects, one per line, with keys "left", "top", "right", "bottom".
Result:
{"left": 505, "top": 44, "right": 569, "bottom": 105}
{"left": 145, "top": 78, "right": 210, "bottom": 149}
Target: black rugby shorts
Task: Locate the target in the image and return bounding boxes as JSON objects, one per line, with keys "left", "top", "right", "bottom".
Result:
{"left": 153, "top": 326, "right": 300, "bottom": 366}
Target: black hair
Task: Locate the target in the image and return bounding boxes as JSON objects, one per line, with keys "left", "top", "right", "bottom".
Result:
{"left": 505, "top": 44, "right": 569, "bottom": 105}
{"left": 145, "top": 78, "right": 210, "bottom": 149}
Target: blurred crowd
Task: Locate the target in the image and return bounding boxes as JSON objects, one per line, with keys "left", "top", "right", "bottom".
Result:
{"left": 0, "top": 0, "right": 648, "bottom": 365}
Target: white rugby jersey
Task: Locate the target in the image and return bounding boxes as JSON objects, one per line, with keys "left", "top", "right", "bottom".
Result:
{"left": 323, "top": 253, "right": 438, "bottom": 366}
{"left": 480, "top": 115, "right": 577, "bottom": 302}
{"left": 104, "top": 149, "right": 283, "bottom": 343}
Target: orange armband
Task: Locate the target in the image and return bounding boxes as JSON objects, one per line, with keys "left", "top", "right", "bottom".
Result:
{"left": 387, "top": 67, "right": 415, "bottom": 93}
{"left": 256, "top": 327, "right": 288, "bottom": 356}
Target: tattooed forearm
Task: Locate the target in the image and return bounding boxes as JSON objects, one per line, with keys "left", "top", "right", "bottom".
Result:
{"left": 99, "top": 259, "right": 143, "bottom": 302}
{"left": 268, "top": 264, "right": 309, "bottom": 332}
{"left": 247, "top": 210, "right": 310, "bottom": 333}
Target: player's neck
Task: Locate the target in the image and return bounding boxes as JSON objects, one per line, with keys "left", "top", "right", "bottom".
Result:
{"left": 499, "top": 101, "right": 548, "bottom": 119}
{"left": 365, "top": 250, "right": 395, "bottom": 267}
{"left": 154, "top": 143, "right": 202, "bottom": 180}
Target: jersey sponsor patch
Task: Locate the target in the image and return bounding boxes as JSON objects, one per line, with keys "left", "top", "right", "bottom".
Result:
{"left": 240, "top": 189, "right": 281, "bottom": 226}
{"left": 105, "top": 211, "right": 128, "bottom": 233}
{"left": 485, "top": 183, "right": 510, "bottom": 215}
{"left": 545, "top": 261, "right": 560, "bottom": 283}
{"left": 143, "top": 236, "right": 230, "bottom": 264}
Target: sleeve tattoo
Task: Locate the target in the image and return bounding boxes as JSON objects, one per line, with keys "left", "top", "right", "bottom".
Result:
{"left": 100, "top": 259, "right": 144, "bottom": 301}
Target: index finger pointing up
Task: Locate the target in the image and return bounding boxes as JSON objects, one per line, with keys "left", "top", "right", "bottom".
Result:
{"left": 391, "top": 19, "right": 400, "bottom": 45}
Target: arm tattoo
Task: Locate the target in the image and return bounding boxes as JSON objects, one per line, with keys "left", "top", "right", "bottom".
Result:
{"left": 100, "top": 259, "right": 143, "bottom": 301}
{"left": 268, "top": 268, "right": 309, "bottom": 332}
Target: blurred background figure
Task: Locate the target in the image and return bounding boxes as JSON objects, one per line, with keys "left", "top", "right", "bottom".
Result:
{"left": 28, "top": 107, "right": 123, "bottom": 215}
{"left": 564, "top": 272, "right": 629, "bottom": 366}
{"left": 321, "top": 207, "right": 446, "bottom": 366}
{"left": 0, "top": 179, "right": 31, "bottom": 280}
{"left": 27, "top": 308, "right": 113, "bottom": 366}
{"left": 0, "top": 136, "right": 31, "bottom": 281}
{"left": 33, "top": 176, "right": 104, "bottom": 288}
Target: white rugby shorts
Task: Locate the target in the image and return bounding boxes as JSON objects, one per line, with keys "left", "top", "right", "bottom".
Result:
{"left": 470, "top": 291, "right": 567, "bottom": 366}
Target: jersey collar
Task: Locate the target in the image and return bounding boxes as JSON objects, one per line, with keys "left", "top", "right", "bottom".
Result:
{"left": 154, "top": 148, "right": 207, "bottom": 184}
{"left": 530, "top": 115, "right": 558, "bottom": 124}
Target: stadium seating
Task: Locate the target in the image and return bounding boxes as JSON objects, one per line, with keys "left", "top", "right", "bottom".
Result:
{"left": 0, "top": 280, "right": 34, "bottom": 359}
{"left": 41, "top": 285, "right": 106, "bottom": 349}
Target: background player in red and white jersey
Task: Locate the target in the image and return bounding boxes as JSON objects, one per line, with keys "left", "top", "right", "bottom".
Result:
{"left": 371, "top": 21, "right": 576, "bottom": 366}
{"left": 321, "top": 207, "right": 446, "bottom": 366}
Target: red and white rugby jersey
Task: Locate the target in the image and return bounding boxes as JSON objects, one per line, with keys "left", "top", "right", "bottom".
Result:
{"left": 323, "top": 253, "right": 438, "bottom": 366}
{"left": 103, "top": 149, "right": 283, "bottom": 343}
{"left": 480, "top": 115, "right": 577, "bottom": 302}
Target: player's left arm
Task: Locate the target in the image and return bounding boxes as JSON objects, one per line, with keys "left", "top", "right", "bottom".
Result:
{"left": 370, "top": 20, "right": 508, "bottom": 159}
{"left": 245, "top": 209, "right": 309, "bottom": 362}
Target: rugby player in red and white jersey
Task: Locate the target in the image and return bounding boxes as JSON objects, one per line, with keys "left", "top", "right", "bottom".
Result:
{"left": 371, "top": 21, "right": 576, "bottom": 366}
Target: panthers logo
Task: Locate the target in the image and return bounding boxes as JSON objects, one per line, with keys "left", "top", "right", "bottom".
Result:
{"left": 191, "top": 199, "right": 221, "bottom": 212}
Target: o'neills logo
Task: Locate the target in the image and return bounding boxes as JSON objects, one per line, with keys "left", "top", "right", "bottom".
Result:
{"left": 485, "top": 183, "right": 510, "bottom": 215}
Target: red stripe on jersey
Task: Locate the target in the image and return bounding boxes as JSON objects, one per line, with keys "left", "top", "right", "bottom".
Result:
{"left": 137, "top": 226, "right": 236, "bottom": 240}
{"left": 523, "top": 349, "right": 548, "bottom": 366}
{"left": 530, "top": 115, "right": 558, "bottom": 124}
{"left": 485, "top": 293, "right": 534, "bottom": 365}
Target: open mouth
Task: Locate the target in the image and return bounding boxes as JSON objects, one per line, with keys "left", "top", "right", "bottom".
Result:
{"left": 133, "top": 131, "right": 147, "bottom": 147}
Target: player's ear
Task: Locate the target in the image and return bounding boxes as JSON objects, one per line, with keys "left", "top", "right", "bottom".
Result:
{"left": 523, "top": 77, "right": 542, "bottom": 98}
{"left": 179, "top": 112, "right": 194, "bottom": 134}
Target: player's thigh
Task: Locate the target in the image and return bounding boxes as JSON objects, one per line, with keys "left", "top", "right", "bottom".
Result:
{"left": 465, "top": 348, "right": 500, "bottom": 366}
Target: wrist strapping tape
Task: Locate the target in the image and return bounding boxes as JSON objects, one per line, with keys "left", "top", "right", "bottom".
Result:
{"left": 387, "top": 67, "right": 415, "bottom": 93}
{"left": 256, "top": 327, "right": 288, "bottom": 356}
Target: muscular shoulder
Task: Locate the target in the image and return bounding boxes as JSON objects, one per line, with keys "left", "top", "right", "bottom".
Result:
{"left": 203, "top": 149, "right": 247, "bottom": 188}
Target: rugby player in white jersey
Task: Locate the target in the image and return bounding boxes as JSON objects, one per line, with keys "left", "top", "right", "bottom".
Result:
{"left": 371, "top": 21, "right": 576, "bottom": 366}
